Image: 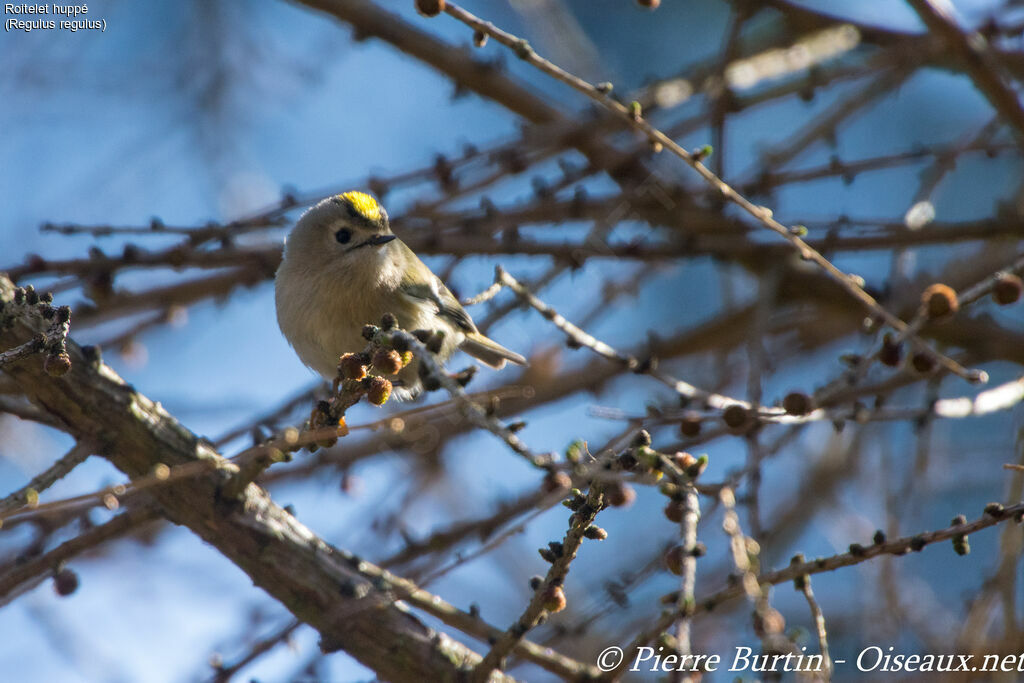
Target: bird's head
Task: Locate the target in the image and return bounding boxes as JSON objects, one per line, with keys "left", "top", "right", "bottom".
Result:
{"left": 285, "top": 191, "right": 396, "bottom": 267}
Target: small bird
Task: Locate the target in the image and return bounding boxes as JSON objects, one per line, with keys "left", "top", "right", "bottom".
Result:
{"left": 275, "top": 191, "right": 526, "bottom": 399}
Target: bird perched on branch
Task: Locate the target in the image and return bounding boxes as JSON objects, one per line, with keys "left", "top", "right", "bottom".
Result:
{"left": 275, "top": 191, "right": 526, "bottom": 399}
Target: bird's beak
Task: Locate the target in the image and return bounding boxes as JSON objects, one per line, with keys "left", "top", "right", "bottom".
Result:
{"left": 348, "top": 234, "right": 397, "bottom": 252}
{"left": 367, "top": 234, "right": 397, "bottom": 247}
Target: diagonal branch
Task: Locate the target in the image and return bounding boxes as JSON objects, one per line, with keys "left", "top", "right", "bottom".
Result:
{"left": 0, "top": 442, "right": 93, "bottom": 516}
{"left": 0, "top": 503, "right": 161, "bottom": 607}
{"left": 0, "top": 274, "right": 514, "bottom": 683}
{"left": 907, "top": 0, "right": 1024, "bottom": 140}
{"left": 293, "top": 0, "right": 659, "bottom": 196}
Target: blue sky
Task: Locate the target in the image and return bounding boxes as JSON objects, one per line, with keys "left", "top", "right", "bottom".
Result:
{"left": 1, "top": 1, "right": 1021, "bottom": 680}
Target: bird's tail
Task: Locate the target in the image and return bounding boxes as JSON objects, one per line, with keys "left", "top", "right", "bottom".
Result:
{"left": 459, "top": 332, "right": 527, "bottom": 369}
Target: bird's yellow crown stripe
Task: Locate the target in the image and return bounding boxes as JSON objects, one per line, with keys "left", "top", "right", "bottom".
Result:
{"left": 339, "top": 191, "right": 382, "bottom": 222}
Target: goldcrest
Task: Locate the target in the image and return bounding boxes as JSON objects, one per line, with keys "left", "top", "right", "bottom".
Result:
{"left": 275, "top": 191, "right": 526, "bottom": 399}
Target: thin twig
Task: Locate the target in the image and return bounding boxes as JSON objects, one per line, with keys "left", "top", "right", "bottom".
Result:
{"left": 672, "top": 484, "right": 700, "bottom": 683}
{"left": 0, "top": 442, "right": 93, "bottom": 516}
{"left": 795, "top": 571, "right": 833, "bottom": 680}
{"left": 211, "top": 620, "right": 302, "bottom": 683}
{"left": 496, "top": 266, "right": 763, "bottom": 413}
{"left": 391, "top": 329, "right": 549, "bottom": 468}
{"left": 470, "top": 484, "right": 605, "bottom": 682}
{"left": 907, "top": 0, "right": 1024, "bottom": 139}
{"left": 439, "top": 1, "right": 980, "bottom": 383}
{"left": 0, "top": 503, "right": 161, "bottom": 606}
{"left": 609, "top": 498, "right": 1024, "bottom": 679}
{"left": 0, "top": 335, "right": 46, "bottom": 369}
{"left": 0, "top": 425, "right": 347, "bottom": 525}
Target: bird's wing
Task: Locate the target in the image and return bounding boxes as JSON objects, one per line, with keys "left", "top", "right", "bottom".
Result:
{"left": 398, "top": 246, "right": 477, "bottom": 333}
{"left": 395, "top": 242, "right": 525, "bottom": 368}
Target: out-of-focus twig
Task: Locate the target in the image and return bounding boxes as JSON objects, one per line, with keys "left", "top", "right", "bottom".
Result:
{"left": 0, "top": 442, "right": 93, "bottom": 517}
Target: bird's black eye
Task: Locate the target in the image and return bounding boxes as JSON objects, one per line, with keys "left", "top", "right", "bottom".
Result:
{"left": 335, "top": 228, "right": 352, "bottom": 244}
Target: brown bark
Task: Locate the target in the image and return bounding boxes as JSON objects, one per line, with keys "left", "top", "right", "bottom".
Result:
{"left": 0, "top": 275, "right": 512, "bottom": 683}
